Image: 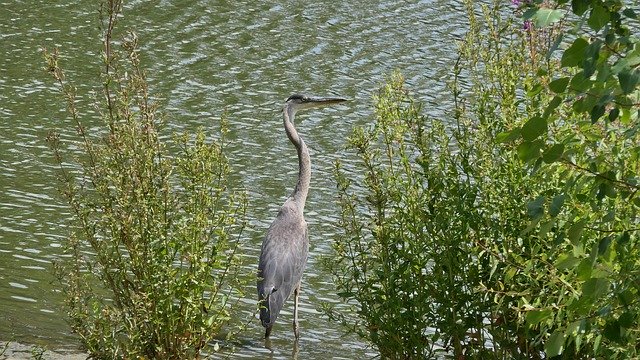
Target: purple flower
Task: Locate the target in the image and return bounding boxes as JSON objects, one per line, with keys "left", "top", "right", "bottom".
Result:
{"left": 523, "top": 20, "right": 532, "bottom": 31}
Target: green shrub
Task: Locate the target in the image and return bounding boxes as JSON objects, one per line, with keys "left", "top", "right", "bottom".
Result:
{"left": 325, "top": 0, "right": 639, "bottom": 358}
{"left": 44, "top": 0, "right": 248, "bottom": 358}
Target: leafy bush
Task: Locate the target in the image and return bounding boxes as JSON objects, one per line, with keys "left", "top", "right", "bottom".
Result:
{"left": 326, "top": 0, "right": 639, "bottom": 358}
{"left": 44, "top": 0, "right": 248, "bottom": 358}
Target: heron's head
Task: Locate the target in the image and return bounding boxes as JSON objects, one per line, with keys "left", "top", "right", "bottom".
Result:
{"left": 284, "top": 94, "right": 348, "bottom": 113}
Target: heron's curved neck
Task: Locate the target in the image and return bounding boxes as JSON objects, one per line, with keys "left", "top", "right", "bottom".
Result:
{"left": 284, "top": 106, "right": 310, "bottom": 211}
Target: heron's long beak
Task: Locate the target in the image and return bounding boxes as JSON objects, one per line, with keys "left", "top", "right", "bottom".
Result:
{"left": 301, "top": 96, "right": 348, "bottom": 111}
{"left": 307, "top": 96, "right": 348, "bottom": 106}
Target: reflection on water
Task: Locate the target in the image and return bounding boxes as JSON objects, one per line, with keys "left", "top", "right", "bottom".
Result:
{"left": 1, "top": 0, "right": 470, "bottom": 357}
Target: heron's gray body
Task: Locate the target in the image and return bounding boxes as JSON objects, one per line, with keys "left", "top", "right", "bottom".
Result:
{"left": 257, "top": 199, "right": 309, "bottom": 331}
{"left": 257, "top": 94, "right": 346, "bottom": 339}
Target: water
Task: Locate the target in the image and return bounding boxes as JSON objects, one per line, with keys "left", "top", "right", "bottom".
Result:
{"left": 0, "top": 0, "right": 470, "bottom": 357}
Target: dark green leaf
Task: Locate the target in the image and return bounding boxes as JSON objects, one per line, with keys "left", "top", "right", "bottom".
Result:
{"left": 598, "top": 236, "right": 612, "bottom": 255}
{"left": 570, "top": 71, "right": 593, "bottom": 92}
{"left": 583, "top": 40, "right": 602, "bottom": 77}
{"left": 588, "top": 5, "right": 610, "bottom": 32}
{"left": 608, "top": 108, "right": 620, "bottom": 122}
{"left": 573, "top": 95, "right": 598, "bottom": 114}
{"left": 571, "top": 0, "right": 589, "bottom": 16}
{"left": 521, "top": 116, "right": 547, "bottom": 141}
{"left": 618, "top": 231, "right": 630, "bottom": 246}
{"left": 545, "top": 330, "right": 566, "bottom": 357}
{"left": 526, "top": 309, "right": 553, "bottom": 326}
{"left": 618, "top": 289, "right": 635, "bottom": 306}
{"left": 619, "top": 312, "right": 635, "bottom": 328}
{"left": 549, "top": 77, "right": 570, "bottom": 93}
{"left": 543, "top": 144, "right": 564, "bottom": 163}
{"left": 618, "top": 69, "right": 639, "bottom": 94}
{"left": 582, "top": 277, "right": 610, "bottom": 299}
{"left": 603, "top": 320, "right": 622, "bottom": 342}
{"left": 527, "top": 196, "right": 545, "bottom": 219}
{"left": 591, "top": 104, "right": 606, "bottom": 123}
{"left": 549, "top": 194, "right": 565, "bottom": 216}
{"left": 596, "top": 62, "right": 612, "bottom": 83}
{"left": 598, "top": 181, "right": 617, "bottom": 199}
{"left": 611, "top": 58, "right": 630, "bottom": 75}
{"left": 562, "top": 38, "right": 588, "bottom": 67}
{"left": 623, "top": 8, "right": 637, "bottom": 19}
{"left": 523, "top": 8, "right": 538, "bottom": 20}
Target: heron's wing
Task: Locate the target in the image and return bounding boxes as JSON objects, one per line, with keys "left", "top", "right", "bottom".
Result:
{"left": 257, "top": 204, "right": 309, "bottom": 328}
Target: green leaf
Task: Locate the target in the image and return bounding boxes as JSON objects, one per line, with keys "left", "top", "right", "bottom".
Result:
{"left": 583, "top": 40, "right": 602, "bottom": 77}
{"left": 517, "top": 140, "right": 543, "bottom": 162}
{"left": 496, "top": 128, "right": 521, "bottom": 143}
{"left": 603, "top": 320, "right": 622, "bottom": 342}
{"left": 569, "top": 71, "right": 593, "bottom": 92}
{"left": 527, "top": 83, "right": 544, "bottom": 97}
{"left": 527, "top": 196, "right": 545, "bottom": 219}
{"left": 591, "top": 104, "right": 606, "bottom": 123}
{"left": 562, "top": 38, "right": 588, "bottom": 67}
{"left": 588, "top": 5, "right": 610, "bottom": 32}
{"left": 549, "top": 77, "right": 570, "bottom": 93}
{"left": 608, "top": 108, "right": 620, "bottom": 122}
{"left": 539, "top": 219, "right": 555, "bottom": 238}
{"left": 567, "top": 319, "right": 585, "bottom": 336}
{"left": 568, "top": 220, "right": 586, "bottom": 244}
{"left": 623, "top": 8, "right": 637, "bottom": 19}
{"left": 618, "top": 69, "right": 639, "bottom": 94}
{"left": 618, "top": 289, "right": 635, "bottom": 306}
{"left": 598, "top": 236, "right": 612, "bottom": 255}
{"left": 543, "top": 144, "right": 564, "bottom": 163}
{"left": 543, "top": 96, "right": 562, "bottom": 120}
{"left": 576, "top": 258, "right": 593, "bottom": 281}
{"left": 549, "top": 194, "right": 565, "bottom": 216}
{"left": 571, "top": 0, "right": 589, "bottom": 16}
{"left": 619, "top": 312, "right": 635, "bottom": 328}
{"left": 521, "top": 116, "right": 547, "bottom": 141}
{"left": 556, "top": 253, "right": 579, "bottom": 270}
{"left": 532, "top": 8, "right": 566, "bottom": 27}
{"left": 545, "top": 330, "right": 566, "bottom": 357}
{"left": 526, "top": 309, "right": 553, "bottom": 326}
{"left": 582, "top": 277, "right": 610, "bottom": 299}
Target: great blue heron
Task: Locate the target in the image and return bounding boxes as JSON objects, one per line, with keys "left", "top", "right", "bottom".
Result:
{"left": 257, "top": 94, "right": 347, "bottom": 339}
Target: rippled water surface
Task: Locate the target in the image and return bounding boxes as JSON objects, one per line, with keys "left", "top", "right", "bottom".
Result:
{"left": 1, "top": 0, "right": 471, "bottom": 357}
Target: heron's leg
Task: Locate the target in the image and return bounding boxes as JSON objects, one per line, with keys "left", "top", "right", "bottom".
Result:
{"left": 293, "top": 283, "right": 301, "bottom": 339}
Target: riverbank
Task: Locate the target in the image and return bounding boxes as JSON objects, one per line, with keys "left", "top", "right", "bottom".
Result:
{"left": 0, "top": 341, "right": 87, "bottom": 360}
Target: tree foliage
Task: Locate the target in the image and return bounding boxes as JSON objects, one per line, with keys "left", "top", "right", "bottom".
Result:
{"left": 326, "top": 0, "right": 639, "bottom": 358}
{"left": 43, "top": 0, "right": 248, "bottom": 357}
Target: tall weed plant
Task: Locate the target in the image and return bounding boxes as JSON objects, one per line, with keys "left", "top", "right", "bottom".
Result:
{"left": 326, "top": 0, "right": 639, "bottom": 358}
{"left": 44, "top": 0, "right": 248, "bottom": 358}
